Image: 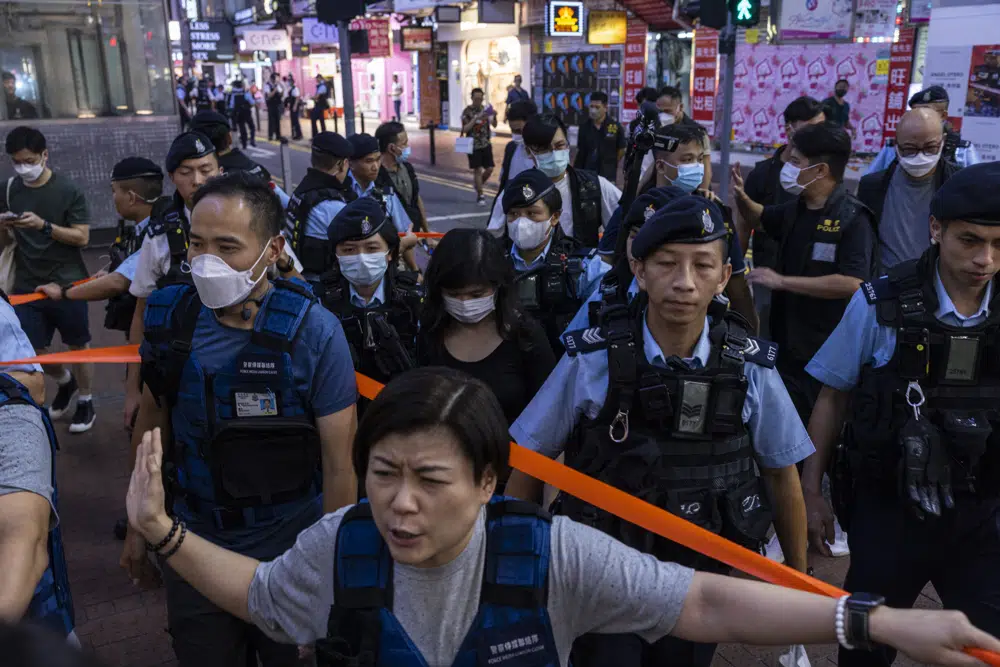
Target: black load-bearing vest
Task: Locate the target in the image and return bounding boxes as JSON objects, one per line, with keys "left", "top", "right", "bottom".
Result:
{"left": 846, "top": 246, "right": 1000, "bottom": 497}
{"left": 147, "top": 194, "right": 192, "bottom": 290}
{"left": 558, "top": 303, "right": 778, "bottom": 568}
{"left": 567, "top": 167, "right": 602, "bottom": 248}
{"left": 104, "top": 213, "right": 155, "bottom": 332}
{"left": 285, "top": 168, "right": 357, "bottom": 275}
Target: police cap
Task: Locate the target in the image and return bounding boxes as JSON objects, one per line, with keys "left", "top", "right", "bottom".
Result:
{"left": 165, "top": 131, "right": 216, "bottom": 173}
{"left": 312, "top": 131, "right": 352, "bottom": 158}
{"left": 189, "top": 110, "right": 231, "bottom": 135}
{"left": 631, "top": 195, "right": 728, "bottom": 260}
{"left": 909, "top": 85, "right": 949, "bottom": 108}
{"left": 502, "top": 169, "right": 555, "bottom": 214}
{"left": 929, "top": 161, "right": 1000, "bottom": 225}
{"left": 111, "top": 156, "right": 163, "bottom": 182}
{"left": 624, "top": 186, "right": 687, "bottom": 231}
{"left": 348, "top": 133, "right": 380, "bottom": 159}
{"left": 328, "top": 196, "right": 396, "bottom": 248}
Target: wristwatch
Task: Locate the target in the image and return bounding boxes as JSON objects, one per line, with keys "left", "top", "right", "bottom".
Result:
{"left": 846, "top": 592, "right": 885, "bottom": 650}
{"left": 59, "top": 283, "right": 72, "bottom": 300}
{"left": 275, "top": 256, "right": 293, "bottom": 273}
{"left": 41, "top": 221, "right": 52, "bottom": 237}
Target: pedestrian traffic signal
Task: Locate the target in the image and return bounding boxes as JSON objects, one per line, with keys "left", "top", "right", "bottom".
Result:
{"left": 731, "top": 0, "right": 761, "bottom": 27}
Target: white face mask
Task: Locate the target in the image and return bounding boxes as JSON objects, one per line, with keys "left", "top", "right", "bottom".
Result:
{"left": 779, "top": 162, "right": 820, "bottom": 196}
{"left": 512, "top": 133, "right": 524, "bottom": 145}
{"left": 659, "top": 113, "right": 676, "bottom": 126}
{"left": 507, "top": 216, "right": 552, "bottom": 251}
{"left": 14, "top": 160, "right": 44, "bottom": 183}
{"left": 189, "top": 244, "right": 269, "bottom": 309}
{"left": 896, "top": 145, "right": 942, "bottom": 178}
{"left": 443, "top": 293, "right": 496, "bottom": 324}
{"left": 338, "top": 252, "right": 388, "bottom": 287}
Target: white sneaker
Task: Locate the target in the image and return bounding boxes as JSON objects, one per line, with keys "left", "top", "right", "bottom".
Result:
{"left": 477, "top": 195, "right": 487, "bottom": 206}
{"left": 829, "top": 517, "right": 850, "bottom": 557}
{"left": 764, "top": 533, "right": 784, "bottom": 564}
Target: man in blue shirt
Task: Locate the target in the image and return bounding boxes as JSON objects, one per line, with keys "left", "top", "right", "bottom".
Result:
{"left": 802, "top": 161, "right": 1000, "bottom": 667}
{"left": 120, "top": 172, "right": 358, "bottom": 667}
{"left": 506, "top": 195, "right": 813, "bottom": 667}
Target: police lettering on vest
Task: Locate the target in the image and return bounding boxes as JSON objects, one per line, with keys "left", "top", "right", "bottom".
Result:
{"left": 0, "top": 375, "right": 75, "bottom": 638}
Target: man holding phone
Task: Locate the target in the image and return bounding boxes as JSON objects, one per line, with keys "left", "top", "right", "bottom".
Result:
{"left": 1, "top": 126, "right": 94, "bottom": 433}
{"left": 461, "top": 88, "right": 498, "bottom": 206}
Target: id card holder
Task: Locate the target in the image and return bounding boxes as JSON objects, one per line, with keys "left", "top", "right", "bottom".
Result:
{"left": 897, "top": 328, "right": 930, "bottom": 381}
{"left": 940, "top": 334, "right": 982, "bottom": 385}
{"left": 674, "top": 379, "right": 711, "bottom": 437}
{"left": 517, "top": 275, "right": 540, "bottom": 309}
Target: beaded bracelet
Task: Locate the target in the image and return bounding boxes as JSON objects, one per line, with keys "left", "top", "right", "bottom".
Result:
{"left": 146, "top": 516, "right": 180, "bottom": 553}
{"left": 835, "top": 594, "right": 855, "bottom": 650}
{"left": 161, "top": 522, "right": 187, "bottom": 560}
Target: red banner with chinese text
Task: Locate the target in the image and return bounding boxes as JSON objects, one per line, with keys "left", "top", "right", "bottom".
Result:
{"left": 349, "top": 17, "right": 392, "bottom": 58}
{"left": 880, "top": 28, "right": 916, "bottom": 145}
{"left": 691, "top": 29, "right": 719, "bottom": 138}
{"left": 621, "top": 18, "right": 647, "bottom": 123}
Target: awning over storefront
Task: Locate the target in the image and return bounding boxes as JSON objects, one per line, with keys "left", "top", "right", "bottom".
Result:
{"left": 619, "top": 0, "right": 682, "bottom": 31}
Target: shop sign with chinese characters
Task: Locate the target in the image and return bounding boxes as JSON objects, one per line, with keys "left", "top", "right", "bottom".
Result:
{"left": 691, "top": 29, "right": 718, "bottom": 137}
{"left": 350, "top": 17, "right": 392, "bottom": 58}
{"left": 880, "top": 28, "right": 915, "bottom": 143}
{"left": 621, "top": 18, "right": 647, "bottom": 122}
{"left": 548, "top": 1, "right": 583, "bottom": 37}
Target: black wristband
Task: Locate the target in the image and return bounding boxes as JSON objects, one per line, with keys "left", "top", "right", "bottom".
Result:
{"left": 60, "top": 283, "right": 72, "bottom": 300}
{"left": 161, "top": 522, "right": 187, "bottom": 560}
{"left": 146, "top": 516, "right": 180, "bottom": 553}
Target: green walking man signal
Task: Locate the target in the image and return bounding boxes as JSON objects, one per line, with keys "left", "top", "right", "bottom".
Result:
{"left": 731, "top": 0, "right": 761, "bottom": 27}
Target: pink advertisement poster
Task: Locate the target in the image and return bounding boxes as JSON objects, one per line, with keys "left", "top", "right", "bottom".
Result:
{"left": 728, "top": 42, "right": 890, "bottom": 152}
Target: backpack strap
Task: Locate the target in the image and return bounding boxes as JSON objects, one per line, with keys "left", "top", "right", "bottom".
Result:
{"left": 141, "top": 285, "right": 202, "bottom": 405}
{"left": 481, "top": 498, "right": 552, "bottom": 609}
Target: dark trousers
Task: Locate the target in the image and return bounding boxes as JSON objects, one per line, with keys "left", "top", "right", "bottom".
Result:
{"left": 393, "top": 99, "right": 402, "bottom": 121}
{"left": 267, "top": 103, "right": 282, "bottom": 140}
{"left": 310, "top": 108, "right": 326, "bottom": 136}
{"left": 777, "top": 358, "right": 823, "bottom": 430}
{"left": 163, "top": 563, "right": 301, "bottom": 667}
{"left": 840, "top": 489, "right": 1000, "bottom": 666}
{"left": 290, "top": 106, "right": 302, "bottom": 139}
{"left": 236, "top": 112, "right": 255, "bottom": 148}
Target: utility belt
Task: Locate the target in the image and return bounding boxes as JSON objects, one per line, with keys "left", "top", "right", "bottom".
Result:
{"left": 176, "top": 480, "right": 319, "bottom": 531}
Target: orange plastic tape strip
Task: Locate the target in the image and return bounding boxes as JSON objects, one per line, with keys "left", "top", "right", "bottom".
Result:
{"left": 8, "top": 345, "right": 1000, "bottom": 665}
{"left": 9, "top": 277, "right": 97, "bottom": 306}
{"left": 399, "top": 232, "right": 444, "bottom": 239}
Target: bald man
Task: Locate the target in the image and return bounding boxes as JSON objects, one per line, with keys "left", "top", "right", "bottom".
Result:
{"left": 857, "top": 107, "right": 961, "bottom": 271}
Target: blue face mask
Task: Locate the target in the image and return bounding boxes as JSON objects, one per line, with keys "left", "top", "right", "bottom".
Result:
{"left": 659, "top": 161, "right": 705, "bottom": 193}
{"left": 533, "top": 149, "right": 570, "bottom": 178}
{"left": 398, "top": 146, "right": 411, "bottom": 161}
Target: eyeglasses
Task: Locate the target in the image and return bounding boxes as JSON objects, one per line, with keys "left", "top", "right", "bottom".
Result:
{"left": 897, "top": 143, "right": 942, "bottom": 158}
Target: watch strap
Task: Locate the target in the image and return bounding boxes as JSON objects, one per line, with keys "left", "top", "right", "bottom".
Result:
{"left": 846, "top": 597, "right": 876, "bottom": 650}
{"left": 60, "top": 283, "right": 72, "bottom": 299}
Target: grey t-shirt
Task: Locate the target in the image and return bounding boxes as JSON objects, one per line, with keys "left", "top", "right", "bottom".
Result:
{"left": 878, "top": 167, "right": 936, "bottom": 270}
{"left": 249, "top": 505, "right": 694, "bottom": 665}
{"left": 0, "top": 404, "right": 56, "bottom": 525}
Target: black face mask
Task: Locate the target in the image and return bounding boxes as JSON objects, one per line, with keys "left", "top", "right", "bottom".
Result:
{"left": 835, "top": 89, "right": 847, "bottom": 98}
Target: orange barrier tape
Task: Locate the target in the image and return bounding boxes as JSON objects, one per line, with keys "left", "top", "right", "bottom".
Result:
{"left": 9, "top": 277, "right": 97, "bottom": 306}
{"left": 6, "top": 344, "right": 1000, "bottom": 665}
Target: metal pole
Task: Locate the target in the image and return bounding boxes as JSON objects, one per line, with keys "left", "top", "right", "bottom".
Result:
{"left": 333, "top": 109, "right": 339, "bottom": 134}
{"left": 428, "top": 124, "right": 436, "bottom": 165}
{"left": 359, "top": 106, "right": 366, "bottom": 134}
{"left": 338, "top": 20, "right": 356, "bottom": 136}
{"left": 717, "top": 16, "right": 736, "bottom": 203}
{"left": 280, "top": 137, "right": 293, "bottom": 190}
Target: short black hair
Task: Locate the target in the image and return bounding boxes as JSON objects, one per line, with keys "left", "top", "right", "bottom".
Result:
{"left": 375, "top": 121, "right": 405, "bottom": 153}
{"left": 522, "top": 113, "right": 566, "bottom": 152}
{"left": 658, "top": 86, "right": 683, "bottom": 102}
{"left": 190, "top": 171, "right": 284, "bottom": 244}
{"left": 1, "top": 72, "right": 13, "bottom": 82}
{"left": 636, "top": 86, "right": 658, "bottom": 104}
{"left": 311, "top": 151, "right": 344, "bottom": 173}
{"left": 353, "top": 366, "right": 510, "bottom": 484}
{"left": 653, "top": 122, "right": 706, "bottom": 157}
{"left": 791, "top": 123, "right": 852, "bottom": 182}
{"left": 783, "top": 96, "right": 825, "bottom": 125}
{"left": 116, "top": 175, "right": 163, "bottom": 201}
{"left": 590, "top": 91, "right": 609, "bottom": 105}
{"left": 5, "top": 126, "right": 46, "bottom": 155}
{"left": 506, "top": 99, "right": 537, "bottom": 122}
{"left": 471, "top": 87, "right": 484, "bottom": 97}
{"left": 835, "top": 78, "right": 849, "bottom": 87}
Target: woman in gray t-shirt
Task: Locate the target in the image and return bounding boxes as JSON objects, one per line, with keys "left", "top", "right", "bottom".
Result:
{"left": 126, "top": 368, "right": 1000, "bottom": 667}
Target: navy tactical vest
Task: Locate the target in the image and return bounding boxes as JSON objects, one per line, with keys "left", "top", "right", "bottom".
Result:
{"left": 316, "top": 498, "right": 560, "bottom": 667}
{"left": 567, "top": 168, "right": 602, "bottom": 248}
{"left": 559, "top": 304, "right": 776, "bottom": 568}
{"left": 104, "top": 214, "right": 153, "bottom": 332}
{"left": 286, "top": 168, "right": 356, "bottom": 275}
{"left": 148, "top": 194, "right": 192, "bottom": 290}
{"left": 140, "top": 279, "right": 323, "bottom": 530}
{"left": 0, "top": 374, "right": 75, "bottom": 637}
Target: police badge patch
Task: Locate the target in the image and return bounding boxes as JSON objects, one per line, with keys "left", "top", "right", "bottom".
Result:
{"left": 702, "top": 208, "right": 714, "bottom": 234}
{"left": 644, "top": 205, "right": 656, "bottom": 221}
{"left": 361, "top": 216, "right": 372, "bottom": 235}
{"left": 522, "top": 184, "right": 535, "bottom": 200}
{"left": 195, "top": 138, "right": 206, "bottom": 153}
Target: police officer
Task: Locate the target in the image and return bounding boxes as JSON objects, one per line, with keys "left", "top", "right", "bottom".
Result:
{"left": 488, "top": 114, "right": 622, "bottom": 248}
{"left": 228, "top": 79, "right": 256, "bottom": 149}
{"left": 121, "top": 172, "right": 358, "bottom": 667}
{"left": 195, "top": 77, "right": 213, "bottom": 112}
{"left": 264, "top": 73, "right": 284, "bottom": 141}
{"left": 574, "top": 91, "right": 626, "bottom": 182}
{"left": 732, "top": 122, "right": 874, "bottom": 427}
{"left": 285, "top": 131, "right": 356, "bottom": 283}
{"left": 285, "top": 75, "right": 302, "bottom": 141}
{"left": 318, "top": 197, "right": 422, "bottom": 387}
{"left": 506, "top": 195, "right": 813, "bottom": 667}
{"left": 500, "top": 169, "right": 607, "bottom": 352}
{"left": 0, "top": 292, "right": 75, "bottom": 643}
{"left": 866, "top": 85, "right": 981, "bottom": 174}
{"left": 188, "top": 110, "right": 274, "bottom": 188}
{"left": 802, "top": 161, "right": 1000, "bottom": 667}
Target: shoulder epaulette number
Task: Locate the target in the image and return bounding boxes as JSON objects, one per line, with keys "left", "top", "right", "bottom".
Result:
{"left": 861, "top": 275, "right": 895, "bottom": 304}
{"left": 743, "top": 337, "right": 778, "bottom": 368}
{"left": 561, "top": 326, "right": 608, "bottom": 356}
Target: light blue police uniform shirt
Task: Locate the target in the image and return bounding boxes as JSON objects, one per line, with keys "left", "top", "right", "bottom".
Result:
{"left": 273, "top": 184, "right": 291, "bottom": 209}
{"left": 806, "top": 266, "right": 993, "bottom": 392}
{"left": 306, "top": 199, "right": 348, "bottom": 240}
{"left": 511, "top": 237, "right": 609, "bottom": 300}
{"left": 347, "top": 173, "right": 413, "bottom": 234}
{"left": 228, "top": 91, "right": 254, "bottom": 111}
{"left": 0, "top": 298, "right": 41, "bottom": 373}
{"left": 865, "top": 143, "right": 981, "bottom": 175}
{"left": 348, "top": 280, "right": 386, "bottom": 309}
{"left": 565, "top": 276, "right": 641, "bottom": 333}
{"left": 510, "top": 314, "right": 816, "bottom": 469}
{"left": 113, "top": 216, "right": 150, "bottom": 282}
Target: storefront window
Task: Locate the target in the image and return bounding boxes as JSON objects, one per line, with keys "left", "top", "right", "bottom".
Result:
{"left": 0, "top": 0, "right": 173, "bottom": 120}
{"left": 462, "top": 36, "right": 522, "bottom": 133}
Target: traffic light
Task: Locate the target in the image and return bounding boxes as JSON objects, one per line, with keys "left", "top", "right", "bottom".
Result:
{"left": 316, "top": 0, "right": 365, "bottom": 24}
{"left": 731, "top": 0, "right": 761, "bottom": 27}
